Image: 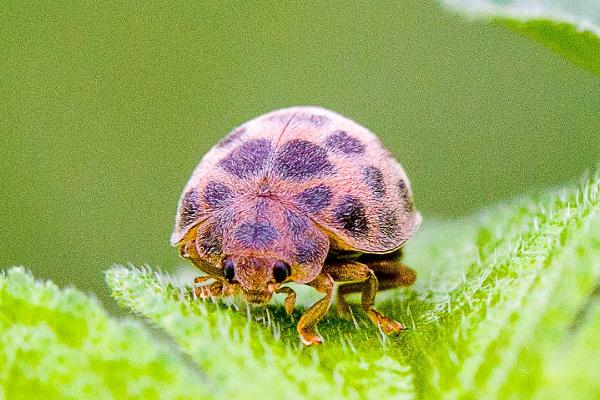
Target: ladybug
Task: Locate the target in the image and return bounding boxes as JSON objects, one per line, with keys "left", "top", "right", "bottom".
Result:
{"left": 172, "top": 106, "right": 421, "bottom": 345}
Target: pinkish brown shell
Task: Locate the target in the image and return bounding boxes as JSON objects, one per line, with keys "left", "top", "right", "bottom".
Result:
{"left": 172, "top": 106, "right": 421, "bottom": 282}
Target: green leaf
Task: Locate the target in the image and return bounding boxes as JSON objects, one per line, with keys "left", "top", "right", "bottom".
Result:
{"left": 0, "top": 267, "right": 207, "bottom": 399}
{"left": 404, "top": 175, "right": 600, "bottom": 399}
{"left": 106, "top": 172, "right": 600, "bottom": 399}
{"left": 443, "top": 0, "right": 600, "bottom": 78}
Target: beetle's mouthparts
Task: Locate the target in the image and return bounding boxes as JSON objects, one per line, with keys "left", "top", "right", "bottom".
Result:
{"left": 243, "top": 290, "right": 272, "bottom": 305}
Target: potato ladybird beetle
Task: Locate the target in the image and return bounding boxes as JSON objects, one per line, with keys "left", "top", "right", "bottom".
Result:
{"left": 172, "top": 106, "right": 421, "bottom": 345}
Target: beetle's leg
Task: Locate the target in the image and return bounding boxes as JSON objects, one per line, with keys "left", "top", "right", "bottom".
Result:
{"left": 180, "top": 238, "right": 230, "bottom": 300}
{"left": 297, "top": 273, "right": 334, "bottom": 346}
{"left": 194, "top": 276, "right": 213, "bottom": 285}
{"left": 359, "top": 250, "right": 416, "bottom": 288}
{"left": 336, "top": 250, "right": 416, "bottom": 318}
{"left": 275, "top": 286, "right": 297, "bottom": 315}
{"left": 194, "top": 281, "right": 224, "bottom": 299}
{"left": 335, "top": 283, "right": 354, "bottom": 320}
{"left": 193, "top": 276, "right": 215, "bottom": 299}
{"left": 193, "top": 275, "right": 237, "bottom": 300}
{"left": 326, "top": 260, "right": 406, "bottom": 335}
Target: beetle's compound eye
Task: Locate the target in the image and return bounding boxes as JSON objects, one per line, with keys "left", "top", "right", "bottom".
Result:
{"left": 223, "top": 258, "right": 235, "bottom": 282}
{"left": 273, "top": 261, "right": 291, "bottom": 283}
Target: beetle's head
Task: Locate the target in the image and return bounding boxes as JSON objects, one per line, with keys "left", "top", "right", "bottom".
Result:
{"left": 222, "top": 255, "right": 291, "bottom": 305}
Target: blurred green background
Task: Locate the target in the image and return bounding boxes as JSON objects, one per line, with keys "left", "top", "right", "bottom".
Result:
{"left": 1, "top": 1, "right": 599, "bottom": 303}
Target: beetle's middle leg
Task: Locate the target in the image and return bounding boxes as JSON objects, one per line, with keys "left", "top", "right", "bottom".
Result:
{"left": 326, "top": 255, "right": 412, "bottom": 334}
{"left": 336, "top": 250, "right": 416, "bottom": 319}
{"left": 179, "top": 238, "right": 234, "bottom": 300}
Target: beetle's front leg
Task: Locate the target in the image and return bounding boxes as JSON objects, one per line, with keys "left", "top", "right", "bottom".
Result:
{"left": 325, "top": 261, "right": 405, "bottom": 335}
{"left": 180, "top": 238, "right": 232, "bottom": 300}
{"left": 193, "top": 276, "right": 236, "bottom": 300}
{"left": 297, "top": 273, "right": 334, "bottom": 346}
{"left": 276, "top": 286, "right": 297, "bottom": 315}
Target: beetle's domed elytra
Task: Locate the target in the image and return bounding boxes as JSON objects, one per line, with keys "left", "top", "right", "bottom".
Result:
{"left": 172, "top": 106, "right": 420, "bottom": 256}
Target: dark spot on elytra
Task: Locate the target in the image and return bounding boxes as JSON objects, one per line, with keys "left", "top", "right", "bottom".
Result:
{"left": 219, "top": 138, "right": 273, "bottom": 179}
{"left": 362, "top": 166, "right": 386, "bottom": 197}
{"left": 284, "top": 208, "right": 310, "bottom": 236}
{"left": 398, "top": 179, "right": 407, "bottom": 195}
{"left": 398, "top": 179, "right": 413, "bottom": 210}
{"left": 203, "top": 181, "right": 233, "bottom": 208}
{"left": 295, "top": 184, "right": 332, "bottom": 213}
{"left": 294, "top": 112, "right": 329, "bottom": 127}
{"left": 273, "top": 140, "right": 334, "bottom": 181}
{"left": 216, "top": 127, "right": 246, "bottom": 148}
{"left": 235, "top": 221, "right": 279, "bottom": 249}
{"left": 295, "top": 237, "right": 323, "bottom": 264}
{"left": 377, "top": 208, "right": 398, "bottom": 237}
{"left": 325, "top": 130, "right": 365, "bottom": 156}
{"left": 333, "top": 195, "right": 369, "bottom": 237}
{"left": 267, "top": 112, "right": 294, "bottom": 124}
{"left": 196, "top": 224, "right": 222, "bottom": 255}
{"left": 179, "top": 189, "right": 201, "bottom": 227}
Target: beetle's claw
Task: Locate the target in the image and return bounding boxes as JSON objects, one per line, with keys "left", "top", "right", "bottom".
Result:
{"left": 366, "top": 309, "right": 405, "bottom": 335}
{"left": 300, "top": 330, "right": 323, "bottom": 346}
{"left": 379, "top": 316, "right": 406, "bottom": 335}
